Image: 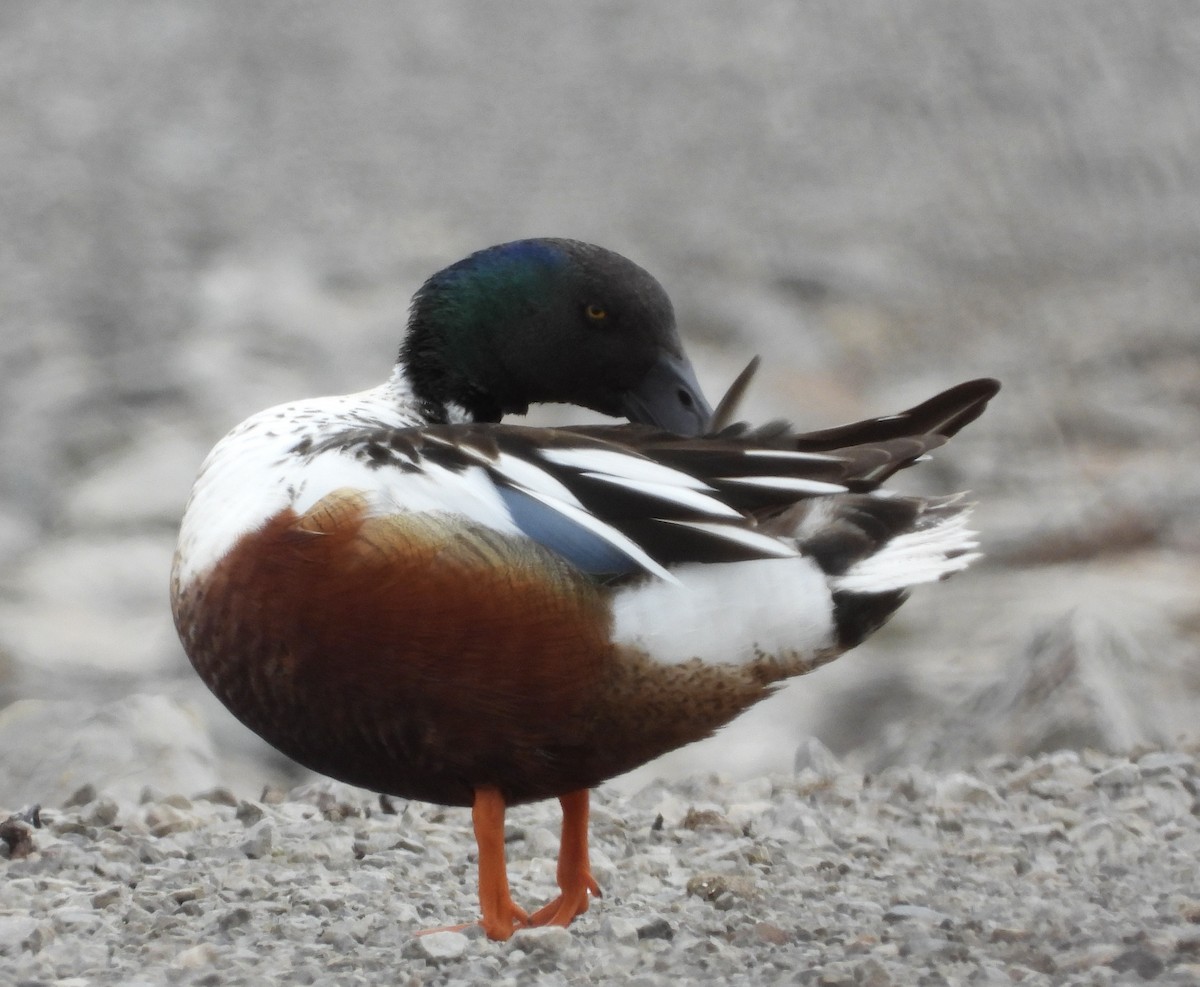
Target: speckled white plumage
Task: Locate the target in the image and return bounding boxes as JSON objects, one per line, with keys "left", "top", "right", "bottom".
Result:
{"left": 173, "top": 368, "right": 516, "bottom": 585}
{"left": 174, "top": 366, "right": 809, "bottom": 599}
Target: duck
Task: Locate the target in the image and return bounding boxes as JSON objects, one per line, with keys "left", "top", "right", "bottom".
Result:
{"left": 171, "top": 237, "right": 999, "bottom": 941}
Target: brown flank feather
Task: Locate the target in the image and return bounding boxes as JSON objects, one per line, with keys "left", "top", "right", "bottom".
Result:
{"left": 172, "top": 489, "right": 847, "bottom": 806}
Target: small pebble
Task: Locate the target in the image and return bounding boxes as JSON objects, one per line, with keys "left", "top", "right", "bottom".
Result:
{"left": 601, "top": 916, "right": 639, "bottom": 947}
{"left": 173, "top": 943, "right": 219, "bottom": 969}
{"left": 933, "top": 772, "right": 1003, "bottom": 806}
{"left": 1093, "top": 762, "right": 1141, "bottom": 789}
{"left": 883, "top": 904, "right": 951, "bottom": 925}
{"left": 239, "top": 820, "right": 273, "bottom": 858}
{"left": 637, "top": 917, "right": 675, "bottom": 941}
{"left": 0, "top": 915, "right": 40, "bottom": 952}
{"left": 411, "top": 930, "right": 469, "bottom": 962}
{"left": 84, "top": 798, "right": 120, "bottom": 827}
{"left": 511, "top": 925, "right": 573, "bottom": 955}
{"left": 793, "top": 736, "right": 841, "bottom": 779}
{"left": 1137, "top": 751, "right": 1195, "bottom": 776}
{"left": 236, "top": 800, "right": 265, "bottom": 826}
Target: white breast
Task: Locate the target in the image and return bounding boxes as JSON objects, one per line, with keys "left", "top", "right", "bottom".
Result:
{"left": 173, "top": 374, "right": 516, "bottom": 587}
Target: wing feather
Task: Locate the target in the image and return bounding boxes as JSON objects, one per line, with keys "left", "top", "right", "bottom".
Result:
{"left": 292, "top": 377, "right": 999, "bottom": 580}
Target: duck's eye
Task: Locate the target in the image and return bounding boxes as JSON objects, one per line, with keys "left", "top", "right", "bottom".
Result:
{"left": 584, "top": 304, "right": 607, "bottom": 322}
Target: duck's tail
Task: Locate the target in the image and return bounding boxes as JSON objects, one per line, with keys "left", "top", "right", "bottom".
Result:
{"left": 610, "top": 489, "right": 980, "bottom": 677}
{"left": 780, "top": 491, "right": 978, "bottom": 652}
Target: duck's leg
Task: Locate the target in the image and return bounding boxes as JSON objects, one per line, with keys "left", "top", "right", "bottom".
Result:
{"left": 472, "top": 785, "right": 529, "bottom": 940}
{"left": 526, "top": 788, "right": 601, "bottom": 927}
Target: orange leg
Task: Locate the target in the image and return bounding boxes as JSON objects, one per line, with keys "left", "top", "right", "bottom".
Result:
{"left": 526, "top": 788, "right": 601, "bottom": 928}
{"left": 471, "top": 785, "right": 529, "bottom": 940}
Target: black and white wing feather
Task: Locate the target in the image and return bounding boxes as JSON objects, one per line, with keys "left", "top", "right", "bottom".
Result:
{"left": 304, "top": 378, "right": 999, "bottom": 582}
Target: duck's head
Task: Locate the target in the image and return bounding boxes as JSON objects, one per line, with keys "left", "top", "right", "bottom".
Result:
{"left": 400, "top": 239, "right": 713, "bottom": 435}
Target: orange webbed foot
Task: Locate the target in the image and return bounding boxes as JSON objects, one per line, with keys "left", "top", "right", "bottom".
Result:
{"left": 414, "top": 906, "right": 529, "bottom": 941}
{"left": 456, "top": 786, "right": 600, "bottom": 939}
{"left": 526, "top": 789, "right": 600, "bottom": 929}
{"left": 477, "top": 899, "right": 530, "bottom": 942}
{"left": 526, "top": 871, "right": 601, "bottom": 927}
{"left": 470, "top": 785, "right": 531, "bottom": 941}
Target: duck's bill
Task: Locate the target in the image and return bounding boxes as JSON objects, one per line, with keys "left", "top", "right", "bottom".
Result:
{"left": 618, "top": 350, "right": 714, "bottom": 436}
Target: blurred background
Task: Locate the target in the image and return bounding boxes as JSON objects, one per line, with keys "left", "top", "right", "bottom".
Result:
{"left": 1, "top": 2, "right": 1198, "bottom": 805}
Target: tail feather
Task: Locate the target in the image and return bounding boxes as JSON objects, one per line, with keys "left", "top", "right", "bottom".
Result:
{"left": 792, "top": 493, "right": 980, "bottom": 648}
{"left": 604, "top": 378, "right": 996, "bottom": 674}
{"left": 831, "top": 497, "right": 979, "bottom": 594}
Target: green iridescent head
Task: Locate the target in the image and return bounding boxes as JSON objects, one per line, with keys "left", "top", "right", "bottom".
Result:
{"left": 401, "top": 238, "right": 711, "bottom": 434}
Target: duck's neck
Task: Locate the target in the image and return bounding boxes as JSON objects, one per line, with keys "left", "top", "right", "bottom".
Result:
{"left": 387, "top": 363, "right": 477, "bottom": 426}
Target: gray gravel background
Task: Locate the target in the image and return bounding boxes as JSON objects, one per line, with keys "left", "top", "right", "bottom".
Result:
{"left": 4, "top": 748, "right": 1200, "bottom": 985}
{"left": 1, "top": 3, "right": 1199, "bottom": 983}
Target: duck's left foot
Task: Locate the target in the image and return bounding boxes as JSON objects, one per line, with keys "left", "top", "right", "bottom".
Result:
{"left": 413, "top": 904, "right": 531, "bottom": 941}
{"left": 526, "top": 788, "right": 601, "bottom": 928}
{"left": 526, "top": 872, "right": 602, "bottom": 927}
{"left": 476, "top": 900, "right": 530, "bottom": 941}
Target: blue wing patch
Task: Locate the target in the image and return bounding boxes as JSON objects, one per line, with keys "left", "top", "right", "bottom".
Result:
{"left": 496, "top": 486, "right": 642, "bottom": 576}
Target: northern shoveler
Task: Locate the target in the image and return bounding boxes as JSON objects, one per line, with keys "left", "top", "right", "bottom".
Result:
{"left": 171, "top": 238, "right": 999, "bottom": 940}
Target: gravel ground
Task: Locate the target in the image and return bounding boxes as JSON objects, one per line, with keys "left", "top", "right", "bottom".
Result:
{"left": 3, "top": 747, "right": 1199, "bottom": 986}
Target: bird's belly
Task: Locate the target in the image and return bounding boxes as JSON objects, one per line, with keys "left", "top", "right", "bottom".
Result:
{"left": 171, "top": 492, "right": 800, "bottom": 805}
{"left": 171, "top": 495, "right": 629, "bottom": 805}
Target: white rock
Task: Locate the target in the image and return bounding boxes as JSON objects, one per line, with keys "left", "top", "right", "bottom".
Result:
{"left": 0, "top": 599, "right": 178, "bottom": 677}
{"left": 1143, "top": 782, "right": 1192, "bottom": 825}
{"left": 793, "top": 735, "right": 841, "bottom": 778}
{"left": 725, "top": 776, "right": 774, "bottom": 802}
{"left": 240, "top": 819, "right": 274, "bottom": 859}
{"left": 525, "top": 825, "right": 560, "bottom": 857}
{"left": 1004, "top": 758, "right": 1056, "bottom": 790}
{"left": 1092, "top": 761, "right": 1140, "bottom": 789}
{"left": 51, "top": 908, "right": 103, "bottom": 934}
{"left": 0, "top": 915, "right": 40, "bottom": 952}
{"left": 411, "top": 930, "right": 469, "bottom": 961}
{"left": 511, "top": 925, "right": 573, "bottom": 955}
{"left": 883, "top": 904, "right": 951, "bottom": 925}
{"left": 933, "top": 772, "right": 1003, "bottom": 807}
{"left": 173, "top": 943, "right": 219, "bottom": 969}
{"left": 600, "top": 915, "right": 639, "bottom": 948}
{"left": 877, "top": 765, "right": 935, "bottom": 802}
{"left": 1137, "top": 751, "right": 1195, "bottom": 776}
{"left": 647, "top": 792, "right": 690, "bottom": 829}
{"left": 15, "top": 534, "right": 174, "bottom": 613}
{"left": 727, "top": 799, "right": 775, "bottom": 829}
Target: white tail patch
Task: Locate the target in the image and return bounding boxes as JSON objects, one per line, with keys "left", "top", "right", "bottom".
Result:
{"left": 611, "top": 556, "right": 835, "bottom": 666}
{"left": 832, "top": 508, "right": 979, "bottom": 594}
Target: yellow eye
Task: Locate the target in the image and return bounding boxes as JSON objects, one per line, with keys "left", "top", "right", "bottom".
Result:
{"left": 585, "top": 304, "right": 607, "bottom": 321}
